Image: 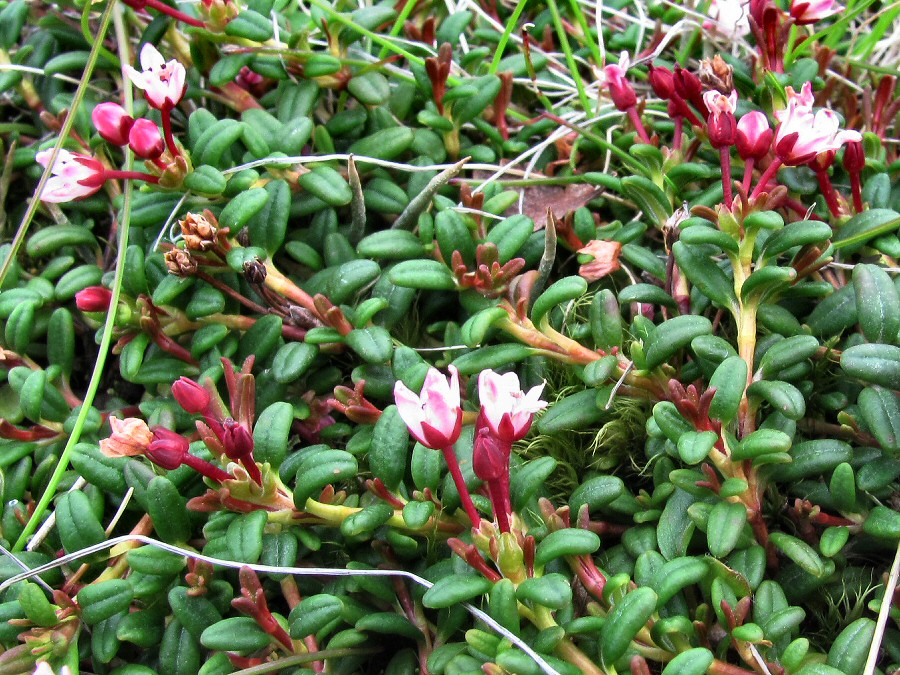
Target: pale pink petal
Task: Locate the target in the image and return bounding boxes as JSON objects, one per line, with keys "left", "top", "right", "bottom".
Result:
{"left": 139, "top": 43, "right": 167, "bottom": 72}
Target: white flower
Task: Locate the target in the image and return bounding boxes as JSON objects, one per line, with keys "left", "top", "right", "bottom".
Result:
{"left": 123, "top": 43, "right": 186, "bottom": 110}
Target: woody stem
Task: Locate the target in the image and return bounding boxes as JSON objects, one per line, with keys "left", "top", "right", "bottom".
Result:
{"left": 440, "top": 446, "right": 481, "bottom": 526}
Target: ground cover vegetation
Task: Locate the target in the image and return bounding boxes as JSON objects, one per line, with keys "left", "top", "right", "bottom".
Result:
{"left": 0, "top": 0, "right": 899, "bottom": 672}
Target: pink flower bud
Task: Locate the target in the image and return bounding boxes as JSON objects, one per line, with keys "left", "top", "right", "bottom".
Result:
{"left": 92, "top": 102, "right": 134, "bottom": 146}
{"left": 147, "top": 427, "right": 189, "bottom": 469}
{"left": 128, "top": 118, "right": 165, "bottom": 159}
{"left": 172, "top": 377, "right": 211, "bottom": 414}
{"left": 736, "top": 111, "right": 773, "bottom": 160}
{"left": 75, "top": 286, "right": 112, "bottom": 312}
{"left": 477, "top": 370, "right": 547, "bottom": 444}
{"left": 394, "top": 366, "right": 463, "bottom": 449}
{"left": 674, "top": 65, "right": 706, "bottom": 115}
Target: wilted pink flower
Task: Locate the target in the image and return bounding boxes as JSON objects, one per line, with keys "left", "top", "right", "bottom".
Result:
{"left": 35, "top": 149, "right": 106, "bottom": 203}
{"left": 221, "top": 418, "right": 254, "bottom": 461}
{"left": 394, "top": 366, "right": 463, "bottom": 449}
{"left": 92, "top": 102, "right": 134, "bottom": 146}
{"left": 790, "top": 0, "right": 842, "bottom": 24}
{"left": 128, "top": 118, "right": 165, "bottom": 159}
{"left": 577, "top": 240, "right": 622, "bottom": 282}
{"left": 843, "top": 140, "right": 864, "bottom": 172}
{"left": 478, "top": 370, "right": 547, "bottom": 443}
{"left": 75, "top": 286, "right": 112, "bottom": 312}
{"left": 603, "top": 57, "right": 637, "bottom": 111}
{"left": 703, "top": 89, "right": 738, "bottom": 148}
{"left": 124, "top": 43, "right": 187, "bottom": 111}
{"left": 774, "top": 91, "right": 861, "bottom": 165}
{"left": 736, "top": 111, "right": 773, "bottom": 160}
{"left": 100, "top": 416, "right": 154, "bottom": 457}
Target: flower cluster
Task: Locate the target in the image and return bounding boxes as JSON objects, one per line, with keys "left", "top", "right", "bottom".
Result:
{"left": 394, "top": 367, "right": 546, "bottom": 532}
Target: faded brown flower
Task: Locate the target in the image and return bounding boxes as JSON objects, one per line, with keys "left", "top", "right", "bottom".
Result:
{"left": 180, "top": 211, "right": 219, "bottom": 251}
{"left": 100, "top": 416, "right": 153, "bottom": 458}
{"left": 577, "top": 240, "right": 622, "bottom": 282}
{"left": 165, "top": 248, "right": 198, "bottom": 276}
{"left": 698, "top": 55, "right": 733, "bottom": 94}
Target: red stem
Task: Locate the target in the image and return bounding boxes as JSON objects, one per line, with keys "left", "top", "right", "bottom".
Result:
{"left": 850, "top": 173, "right": 863, "bottom": 213}
{"left": 719, "top": 147, "right": 733, "bottom": 209}
{"left": 103, "top": 169, "right": 160, "bottom": 184}
{"left": 183, "top": 453, "right": 232, "bottom": 483}
{"left": 741, "top": 157, "right": 755, "bottom": 196}
{"left": 815, "top": 169, "right": 842, "bottom": 218}
{"left": 440, "top": 446, "right": 481, "bottom": 527}
{"left": 161, "top": 107, "right": 181, "bottom": 159}
{"left": 143, "top": 0, "right": 206, "bottom": 27}
{"left": 626, "top": 106, "right": 652, "bottom": 144}
{"left": 750, "top": 158, "right": 783, "bottom": 199}
{"left": 673, "top": 116, "right": 683, "bottom": 151}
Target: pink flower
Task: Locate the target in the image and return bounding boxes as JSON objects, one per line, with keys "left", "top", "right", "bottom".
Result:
{"left": 75, "top": 286, "right": 112, "bottom": 312}
{"left": 790, "top": 0, "right": 842, "bottom": 24}
{"left": 603, "top": 56, "right": 636, "bottom": 111}
{"left": 775, "top": 82, "right": 816, "bottom": 122}
{"left": 35, "top": 149, "right": 105, "bottom": 203}
{"left": 124, "top": 43, "right": 186, "bottom": 111}
{"left": 394, "top": 366, "right": 463, "bottom": 449}
{"left": 128, "top": 118, "right": 165, "bottom": 159}
{"left": 708, "top": 0, "right": 751, "bottom": 38}
{"left": 736, "top": 111, "right": 773, "bottom": 160}
{"left": 92, "top": 102, "right": 134, "bottom": 146}
{"left": 703, "top": 90, "right": 738, "bottom": 148}
{"left": 774, "top": 92, "right": 861, "bottom": 165}
{"left": 478, "top": 370, "right": 547, "bottom": 443}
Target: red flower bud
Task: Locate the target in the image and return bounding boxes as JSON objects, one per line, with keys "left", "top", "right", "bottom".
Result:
{"left": 128, "top": 118, "right": 165, "bottom": 159}
{"left": 92, "top": 102, "right": 134, "bottom": 146}
{"left": 674, "top": 65, "right": 706, "bottom": 115}
{"left": 472, "top": 424, "right": 507, "bottom": 482}
{"left": 843, "top": 140, "right": 865, "bottom": 173}
{"left": 75, "top": 286, "right": 112, "bottom": 312}
{"left": 172, "top": 377, "right": 211, "bottom": 414}
{"left": 147, "top": 427, "right": 189, "bottom": 470}
{"left": 703, "top": 90, "right": 738, "bottom": 149}
{"left": 221, "top": 418, "right": 254, "bottom": 461}
{"left": 648, "top": 64, "right": 674, "bottom": 100}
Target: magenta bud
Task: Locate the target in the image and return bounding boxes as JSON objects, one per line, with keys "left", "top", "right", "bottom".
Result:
{"left": 172, "top": 377, "right": 211, "bottom": 414}
{"left": 472, "top": 425, "right": 507, "bottom": 482}
{"left": 648, "top": 64, "right": 674, "bottom": 100}
{"left": 75, "top": 286, "right": 112, "bottom": 312}
{"left": 128, "top": 118, "right": 165, "bottom": 159}
{"left": 92, "top": 102, "right": 134, "bottom": 146}
{"left": 843, "top": 140, "right": 865, "bottom": 173}
{"left": 221, "top": 418, "right": 254, "bottom": 460}
{"left": 147, "top": 427, "right": 189, "bottom": 470}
